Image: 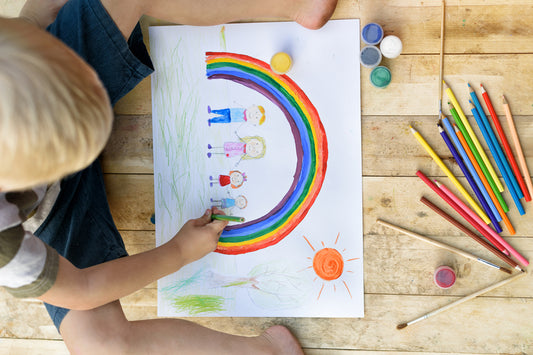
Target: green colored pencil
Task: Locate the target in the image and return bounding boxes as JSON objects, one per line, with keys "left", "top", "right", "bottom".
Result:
{"left": 448, "top": 103, "right": 509, "bottom": 212}
{"left": 211, "top": 214, "right": 245, "bottom": 222}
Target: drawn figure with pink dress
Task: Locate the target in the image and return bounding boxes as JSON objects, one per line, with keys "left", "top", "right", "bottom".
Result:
{"left": 207, "top": 136, "right": 266, "bottom": 160}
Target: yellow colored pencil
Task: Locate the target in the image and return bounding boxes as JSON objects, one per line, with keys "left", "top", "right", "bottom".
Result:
{"left": 443, "top": 81, "right": 504, "bottom": 192}
{"left": 410, "top": 125, "right": 490, "bottom": 224}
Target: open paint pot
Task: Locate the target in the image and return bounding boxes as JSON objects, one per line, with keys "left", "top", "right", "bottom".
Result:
{"left": 360, "top": 46, "right": 382, "bottom": 68}
{"left": 361, "top": 22, "right": 384, "bottom": 46}
{"left": 369, "top": 66, "right": 391, "bottom": 88}
{"left": 434, "top": 265, "right": 456, "bottom": 289}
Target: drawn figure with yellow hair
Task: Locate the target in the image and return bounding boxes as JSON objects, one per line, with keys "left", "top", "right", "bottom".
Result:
{"left": 207, "top": 136, "right": 266, "bottom": 160}
{"left": 207, "top": 105, "right": 265, "bottom": 126}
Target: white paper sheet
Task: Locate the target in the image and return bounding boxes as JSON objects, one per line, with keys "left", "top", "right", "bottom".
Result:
{"left": 150, "top": 19, "right": 363, "bottom": 317}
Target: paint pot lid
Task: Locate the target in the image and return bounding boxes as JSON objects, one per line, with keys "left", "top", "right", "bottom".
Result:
{"left": 434, "top": 266, "right": 456, "bottom": 289}
{"left": 361, "top": 23, "right": 384, "bottom": 45}
{"left": 270, "top": 52, "right": 292, "bottom": 74}
{"left": 370, "top": 66, "right": 391, "bottom": 88}
{"left": 380, "top": 35, "right": 403, "bottom": 59}
{"left": 360, "top": 46, "right": 382, "bottom": 68}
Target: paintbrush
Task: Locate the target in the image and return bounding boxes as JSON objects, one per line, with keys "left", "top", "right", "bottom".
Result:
{"left": 397, "top": 271, "right": 527, "bottom": 330}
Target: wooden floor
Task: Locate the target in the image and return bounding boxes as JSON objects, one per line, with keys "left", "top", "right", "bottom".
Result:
{"left": 2, "top": 0, "right": 533, "bottom": 354}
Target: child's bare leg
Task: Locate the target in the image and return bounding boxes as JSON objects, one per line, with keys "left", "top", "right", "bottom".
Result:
{"left": 142, "top": 0, "right": 338, "bottom": 30}
{"left": 60, "top": 301, "right": 303, "bottom": 355}
{"left": 19, "top": 0, "right": 68, "bottom": 28}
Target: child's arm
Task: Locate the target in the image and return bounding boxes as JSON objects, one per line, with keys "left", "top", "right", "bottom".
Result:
{"left": 19, "top": 0, "right": 68, "bottom": 29}
{"left": 37, "top": 209, "right": 228, "bottom": 311}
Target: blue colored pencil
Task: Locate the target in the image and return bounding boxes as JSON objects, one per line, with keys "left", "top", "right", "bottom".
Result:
{"left": 441, "top": 115, "right": 501, "bottom": 223}
{"left": 468, "top": 86, "right": 523, "bottom": 199}
{"left": 469, "top": 103, "right": 525, "bottom": 215}
{"left": 438, "top": 123, "right": 502, "bottom": 231}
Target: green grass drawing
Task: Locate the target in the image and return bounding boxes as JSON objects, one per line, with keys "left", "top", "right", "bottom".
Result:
{"left": 169, "top": 295, "right": 226, "bottom": 315}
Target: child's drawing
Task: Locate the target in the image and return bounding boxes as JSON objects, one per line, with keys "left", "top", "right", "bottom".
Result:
{"left": 150, "top": 20, "right": 363, "bottom": 318}
{"left": 210, "top": 195, "right": 248, "bottom": 210}
{"left": 208, "top": 105, "right": 265, "bottom": 126}
{"left": 209, "top": 170, "right": 246, "bottom": 188}
{"left": 207, "top": 136, "right": 266, "bottom": 159}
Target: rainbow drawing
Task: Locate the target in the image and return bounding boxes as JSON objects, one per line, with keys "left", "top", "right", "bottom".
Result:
{"left": 206, "top": 52, "right": 328, "bottom": 255}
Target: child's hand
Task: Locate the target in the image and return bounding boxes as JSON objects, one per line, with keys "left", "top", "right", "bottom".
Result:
{"left": 170, "top": 208, "right": 228, "bottom": 266}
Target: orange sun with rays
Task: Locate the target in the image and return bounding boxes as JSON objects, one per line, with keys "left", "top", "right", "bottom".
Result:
{"left": 302, "top": 232, "right": 360, "bottom": 300}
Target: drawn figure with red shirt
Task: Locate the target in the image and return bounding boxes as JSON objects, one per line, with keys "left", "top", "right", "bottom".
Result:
{"left": 209, "top": 170, "right": 247, "bottom": 189}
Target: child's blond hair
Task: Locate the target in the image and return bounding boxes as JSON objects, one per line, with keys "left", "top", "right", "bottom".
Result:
{"left": 0, "top": 19, "right": 113, "bottom": 190}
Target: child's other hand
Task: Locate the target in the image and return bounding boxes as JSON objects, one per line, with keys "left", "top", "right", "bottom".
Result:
{"left": 171, "top": 208, "right": 228, "bottom": 266}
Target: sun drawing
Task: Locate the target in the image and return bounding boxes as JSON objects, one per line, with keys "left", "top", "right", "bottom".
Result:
{"left": 302, "top": 233, "right": 360, "bottom": 300}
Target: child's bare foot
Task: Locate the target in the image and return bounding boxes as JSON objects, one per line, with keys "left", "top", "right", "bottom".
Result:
{"left": 292, "top": 0, "right": 339, "bottom": 30}
{"left": 257, "top": 325, "right": 305, "bottom": 355}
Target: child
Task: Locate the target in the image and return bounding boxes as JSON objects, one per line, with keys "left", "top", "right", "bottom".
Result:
{"left": 208, "top": 104, "right": 266, "bottom": 126}
{"left": 0, "top": 0, "right": 338, "bottom": 353}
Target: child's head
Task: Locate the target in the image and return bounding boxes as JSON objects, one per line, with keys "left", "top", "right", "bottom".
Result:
{"left": 235, "top": 195, "right": 248, "bottom": 209}
{"left": 246, "top": 105, "right": 265, "bottom": 126}
{"left": 229, "top": 170, "right": 246, "bottom": 188}
{"left": 241, "top": 136, "right": 266, "bottom": 159}
{"left": 0, "top": 18, "right": 112, "bottom": 191}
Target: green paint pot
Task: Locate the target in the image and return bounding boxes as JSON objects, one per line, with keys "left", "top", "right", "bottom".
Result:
{"left": 370, "top": 66, "right": 391, "bottom": 89}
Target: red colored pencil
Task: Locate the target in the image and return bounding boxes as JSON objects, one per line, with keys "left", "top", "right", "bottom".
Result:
{"left": 415, "top": 170, "right": 508, "bottom": 254}
{"left": 480, "top": 84, "right": 530, "bottom": 201}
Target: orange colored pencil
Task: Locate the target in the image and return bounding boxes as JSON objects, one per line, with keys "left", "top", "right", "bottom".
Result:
{"left": 454, "top": 124, "right": 515, "bottom": 235}
{"left": 502, "top": 95, "right": 533, "bottom": 202}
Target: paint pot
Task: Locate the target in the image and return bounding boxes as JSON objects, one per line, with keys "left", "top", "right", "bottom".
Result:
{"left": 360, "top": 46, "right": 382, "bottom": 68}
{"left": 433, "top": 266, "right": 456, "bottom": 289}
{"left": 380, "top": 35, "right": 403, "bottom": 59}
{"left": 270, "top": 52, "right": 292, "bottom": 74}
{"left": 361, "top": 23, "right": 384, "bottom": 45}
{"left": 369, "top": 66, "right": 391, "bottom": 88}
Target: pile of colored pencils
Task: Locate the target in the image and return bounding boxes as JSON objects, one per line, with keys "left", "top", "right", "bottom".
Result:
{"left": 409, "top": 82, "right": 531, "bottom": 271}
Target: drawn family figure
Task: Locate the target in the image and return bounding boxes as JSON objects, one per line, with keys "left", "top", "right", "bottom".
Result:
{"left": 207, "top": 105, "right": 265, "bottom": 126}
{"left": 207, "top": 136, "right": 266, "bottom": 160}
{"left": 210, "top": 195, "right": 248, "bottom": 210}
{"left": 209, "top": 170, "right": 247, "bottom": 189}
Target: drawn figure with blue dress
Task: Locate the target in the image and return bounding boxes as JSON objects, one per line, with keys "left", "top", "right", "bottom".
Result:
{"left": 210, "top": 195, "right": 248, "bottom": 210}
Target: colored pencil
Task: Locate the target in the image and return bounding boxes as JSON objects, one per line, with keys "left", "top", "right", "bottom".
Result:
{"left": 454, "top": 125, "right": 515, "bottom": 235}
{"left": 503, "top": 95, "right": 533, "bottom": 201}
{"left": 416, "top": 170, "right": 507, "bottom": 254}
{"left": 211, "top": 214, "right": 245, "bottom": 222}
{"left": 481, "top": 84, "right": 530, "bottom": 201}
{"left": 443, "top": 81, "right": 504, "bottom": 192}
{"left": 438, "top": 0, "right": 445, "bottom": 112}
{"left": 397, "top": 271, "right": 527, "bottom": 330}
{"left": 437, "top": 123, "right": 501, "bottom": 231}
{"left": 377, "top": 218, "right": 511, "bottom": 273}
{"left": 449, "top": 103, "right": 508, "bottom": 212}
{"left": 441, "top": 116, "right": 501, "bottom": 223}
{"left": 420, "top": 197, "right": 520, "bottom": 271}
{"left": 469, "top": 89, "right": 523, "bottom": 200}
{"left": 437, "top": 180, "right": 529, "bottom": 267}
{"left": 469, "top": 102, "right": 524, "bottom": 215}
{"left": 410, "top": 126, "right": 490, "bottom": 224}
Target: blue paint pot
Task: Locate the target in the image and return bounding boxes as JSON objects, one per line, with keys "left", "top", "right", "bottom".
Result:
{"left": 360, "top": 46, "right": 382, "bottom": 68}
{"left": 361, "top": 23, "right": 384, "bottom": 45}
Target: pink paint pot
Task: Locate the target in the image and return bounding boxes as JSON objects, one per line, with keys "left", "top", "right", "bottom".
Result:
{"left": 433, "top": 266, "right": 456, "bottom": 289}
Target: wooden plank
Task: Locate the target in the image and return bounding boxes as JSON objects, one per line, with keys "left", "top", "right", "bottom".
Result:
{"left": 0, "top": 339, "right": 69, "bottom": 355}
{"left": 4, "top": 291, "right": 532, "bottom": 354}
{"left": 120, "top": 233, "right": 533, "bottom": 297}
{"left": 102, "top": 115, "right": 533, "bottom": 175}
{"left": 106, "top": 174, "right": 533, "bottom": 237}
{"left": 114, "top": 54, "right": 533, "bottom": 116}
